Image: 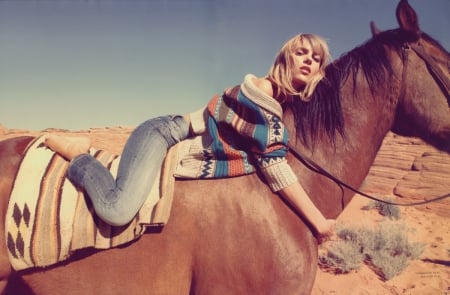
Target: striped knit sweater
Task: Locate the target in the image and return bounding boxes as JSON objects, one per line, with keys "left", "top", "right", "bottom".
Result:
{"left": 174, "top": 74, "right": 297, "bottom": 192}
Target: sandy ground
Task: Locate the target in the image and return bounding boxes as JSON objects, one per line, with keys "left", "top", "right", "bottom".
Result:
{"left": 1, "top": 127, "right": 449, "bottom": 295}
{"left": 312, "top": 133, "right": 449, "bottom": 295}
{"left": 312, "top": 195, "right": 449, "bottom": 295}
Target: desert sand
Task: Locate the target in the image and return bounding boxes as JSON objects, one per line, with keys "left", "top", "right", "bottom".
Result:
{"left": 1, "top": 126, "right": 448, "bottom": 295}
{"left": 313, "top": 134, "right": 449, "bottom": 295}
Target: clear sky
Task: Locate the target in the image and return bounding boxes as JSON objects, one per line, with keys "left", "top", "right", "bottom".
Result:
{"left": 1, "top": 0, "right": 449, "bottom": 130}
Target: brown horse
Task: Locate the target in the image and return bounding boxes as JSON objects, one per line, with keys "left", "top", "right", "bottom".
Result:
{"left": 1, "top": 1, "right": 449, "bottom": 294}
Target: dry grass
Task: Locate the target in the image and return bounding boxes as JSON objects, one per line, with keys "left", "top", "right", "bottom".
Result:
{"left": 362, "top": 198, "right": 401, "bottom": 220}
{"left": 319, "top": 222, "right": 424, "bottom": 281}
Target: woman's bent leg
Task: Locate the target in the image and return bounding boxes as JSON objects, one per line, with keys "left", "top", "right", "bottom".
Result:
{"left": 67, "top": 115, "right": 189, "bottom": 226}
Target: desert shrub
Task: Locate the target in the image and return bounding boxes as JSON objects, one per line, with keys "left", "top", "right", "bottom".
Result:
{"left": 318, "top": 240, "right": 363, "bottom": 273}
{"left": 337, "top": 227, "right": 360, "bottom": 242}
{"left": 362, "top": 198, "right": 400, "bottom": 219}
{"left": 319, "top": 223, "right": 424, "bottom": 281}
{"left": 359, "top": 223, "right": 424, "bottom": 280}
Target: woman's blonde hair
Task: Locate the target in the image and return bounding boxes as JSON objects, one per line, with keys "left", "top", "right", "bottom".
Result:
{"left": 268, "top": 33, "right": 331, "bottom": 102}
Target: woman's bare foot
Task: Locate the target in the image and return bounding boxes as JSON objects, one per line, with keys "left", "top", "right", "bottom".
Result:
{"left": 44, "top": 134, "right": 91, "bottom": 160}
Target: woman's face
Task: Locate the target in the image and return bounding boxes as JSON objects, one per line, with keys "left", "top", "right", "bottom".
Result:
{"left": 290, "top": 40, "right": 322, "bottom": 90}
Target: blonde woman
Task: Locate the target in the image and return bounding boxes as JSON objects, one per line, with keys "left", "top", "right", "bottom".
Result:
{"left": 46, "top": 33, "right": 336, "bottom": 240}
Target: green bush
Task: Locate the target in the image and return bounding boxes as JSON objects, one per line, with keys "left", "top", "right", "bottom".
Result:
{"left": 318, "top": 223, "right": 424, "bottom": 280}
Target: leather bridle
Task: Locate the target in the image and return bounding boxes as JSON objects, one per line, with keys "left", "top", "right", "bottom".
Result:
{"left": 400, "top": 40, "right": 450, "bottom": 107}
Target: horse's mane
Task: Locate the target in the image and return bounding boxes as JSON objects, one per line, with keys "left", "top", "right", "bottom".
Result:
{"left": 290, "top": 28, "right": 432, "bottom": 147}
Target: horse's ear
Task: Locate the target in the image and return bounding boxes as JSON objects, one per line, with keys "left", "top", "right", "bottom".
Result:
{"left": 370, "top": 21, "right": 382, "bottom": 36}
{"left": 396, "top": 0, "right": 420, "bottom": 37}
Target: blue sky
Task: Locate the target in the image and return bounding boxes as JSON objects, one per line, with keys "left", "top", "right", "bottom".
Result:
{"left": 1, "top": 0, "right": 449, "bottom": 130}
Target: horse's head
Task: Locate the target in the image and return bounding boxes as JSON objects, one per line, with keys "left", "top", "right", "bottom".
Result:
{"left": 376, "top": 0, "right": 450, "bottom": 152}
{"left": 287, "top": 0, "right": 449, "bottom": 155}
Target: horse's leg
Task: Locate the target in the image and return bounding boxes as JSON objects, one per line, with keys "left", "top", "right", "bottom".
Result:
{"left": 0, "top": 137, "right": 34, "bottom": 294}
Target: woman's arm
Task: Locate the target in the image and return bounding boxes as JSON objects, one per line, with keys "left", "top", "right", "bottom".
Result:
{"left": 278, "top": 181, "right": 335, "bottom": 238}
{"left": 183, "top": 107, "right": 208, "bottom": 136}
{"left": 252, "top": 76, "right": 335, "bottom": 239}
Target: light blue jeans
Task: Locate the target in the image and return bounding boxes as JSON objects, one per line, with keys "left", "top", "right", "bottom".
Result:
{"left": 67, "top": 115, "right": 189, "bottom": 226}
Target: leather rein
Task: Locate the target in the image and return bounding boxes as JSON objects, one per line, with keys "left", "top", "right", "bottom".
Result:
{"left": 288, "top": 39, "right": 450, "bottom": 207}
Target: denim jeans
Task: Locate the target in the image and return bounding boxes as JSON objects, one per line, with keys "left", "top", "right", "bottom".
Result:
{"left": 67, "top": 115, "right": 189, "bottom": 226}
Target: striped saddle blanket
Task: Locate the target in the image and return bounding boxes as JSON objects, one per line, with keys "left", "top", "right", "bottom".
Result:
{"left": 5, "top": 136, "right": 177, "bottom": 271}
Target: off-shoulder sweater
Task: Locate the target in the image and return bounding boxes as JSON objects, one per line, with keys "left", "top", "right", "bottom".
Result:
{"left": 174, "top": 74, "right": 297, "bottom": 192}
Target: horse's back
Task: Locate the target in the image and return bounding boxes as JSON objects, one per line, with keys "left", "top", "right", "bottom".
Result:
{"left": 18, "top": 178, "right": 315, "bottom": 294}
{"left": 0, "top": 136, "right": 316, "bottom": 295}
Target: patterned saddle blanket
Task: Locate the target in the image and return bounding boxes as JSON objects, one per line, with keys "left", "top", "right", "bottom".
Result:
{"left": 5, "top": 136, "right": 178, "bottom": 271}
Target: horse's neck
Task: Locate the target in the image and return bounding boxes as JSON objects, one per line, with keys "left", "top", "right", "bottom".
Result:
{"left": 286, "top": 74, "right": 397, "bottom": 217}
{"left": 343, "top": 74, "right": 396, "bottom": 150}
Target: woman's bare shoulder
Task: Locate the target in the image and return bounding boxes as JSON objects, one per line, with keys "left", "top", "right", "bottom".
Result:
{"left": 252, "top": 76, "right": 274, "bottom": 97}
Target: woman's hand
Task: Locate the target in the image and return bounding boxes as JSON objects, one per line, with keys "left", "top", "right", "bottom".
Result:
{"left": 316, "top": 219, "right": 336, "bottom": 243}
